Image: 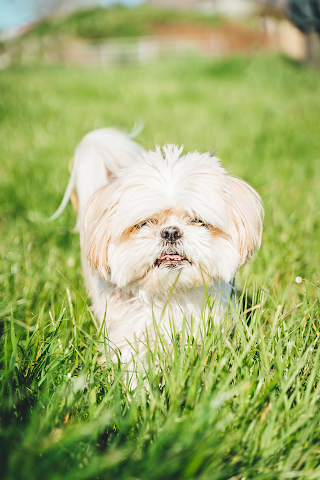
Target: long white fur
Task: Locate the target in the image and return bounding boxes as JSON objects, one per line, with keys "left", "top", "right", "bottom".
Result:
{"left": 48, "top": 127, "right": 145, "bottom": 227}
{"left": 52, "top": 129, "right": 263, "bottom": 364}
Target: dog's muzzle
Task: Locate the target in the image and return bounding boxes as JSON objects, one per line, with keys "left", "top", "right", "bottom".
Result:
{"left": 161, "top": 226, "right": 183, "bottom": 244}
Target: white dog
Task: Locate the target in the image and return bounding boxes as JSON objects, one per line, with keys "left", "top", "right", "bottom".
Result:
{"left": 51, "top": 128, "right": 263, "bottom": 363}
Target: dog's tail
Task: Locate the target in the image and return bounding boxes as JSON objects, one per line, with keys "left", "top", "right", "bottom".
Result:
{"left": 47, "top": 126, "right": 145, "bottom": 227}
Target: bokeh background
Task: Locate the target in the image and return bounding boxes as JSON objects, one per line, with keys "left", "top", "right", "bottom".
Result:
{"left": 1, "top": 0, "right": 317, "bottom": 67}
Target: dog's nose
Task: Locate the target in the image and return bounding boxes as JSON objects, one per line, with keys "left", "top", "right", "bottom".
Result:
{"left": 161, "top": 226, "right": 183, "bottom": 243}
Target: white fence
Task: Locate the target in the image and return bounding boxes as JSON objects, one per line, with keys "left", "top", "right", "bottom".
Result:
{"left": 1, "top": 34, "right": 231, "bottom": 67}
{"left": 0, "top": 19, "right": 309, "bottom": 68}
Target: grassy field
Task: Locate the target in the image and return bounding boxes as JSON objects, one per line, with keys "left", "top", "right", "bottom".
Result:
{"left": 1, "top": 53, "right": 320, "bottom": 479}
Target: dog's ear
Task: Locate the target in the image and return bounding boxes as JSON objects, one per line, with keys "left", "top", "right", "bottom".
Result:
{"left": 80, "top": 183, "right": 117, "bottom": 281}
{"left": 228, "top": 176, "right": 263, "bottom": 268}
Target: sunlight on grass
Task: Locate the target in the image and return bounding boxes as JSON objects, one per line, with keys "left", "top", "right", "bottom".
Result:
{"left": 1, "top": 53, "right": 320, "bottom": 479}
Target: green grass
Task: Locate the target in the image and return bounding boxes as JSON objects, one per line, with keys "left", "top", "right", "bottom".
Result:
{"left": 1, "top": 54, "right": 320, "bottom": 479}
{"left": 16, "top": 4, "right": 222, "bottom": 41}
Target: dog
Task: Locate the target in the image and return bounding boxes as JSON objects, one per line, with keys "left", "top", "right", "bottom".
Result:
{"left": 51, "top": 128, "right": 263, "bottom": 363}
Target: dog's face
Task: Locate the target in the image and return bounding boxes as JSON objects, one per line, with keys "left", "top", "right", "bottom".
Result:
{"left": 81, "top": 146, "right": 263, "bottom": 294}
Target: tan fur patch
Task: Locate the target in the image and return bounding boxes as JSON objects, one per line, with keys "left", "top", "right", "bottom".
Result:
{"left": 229, "top": 176, "right": 263, "bottom": 268}
{"left": 81, "top": 182, "right": 118, "bottom": 281}
{"left": 70, "top": 187, "right": 79, "bottom": 214}
{"left": 68, "top": 157, "right": 74, "bottom": 175}
{"left": 121, "top": 224, "right": 141, "bottom": 241}
{"left": 208, "top": 225, "right": 231, "bottom": 242}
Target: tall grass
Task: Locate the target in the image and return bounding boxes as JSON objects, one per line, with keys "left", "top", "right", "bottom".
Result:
{"left": 1, "top": 54, "right": 320, "bottom": 479}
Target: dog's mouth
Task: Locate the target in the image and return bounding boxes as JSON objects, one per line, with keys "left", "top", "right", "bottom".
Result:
{"left": 155, "top": 253, "right": 190, "bottom": 268}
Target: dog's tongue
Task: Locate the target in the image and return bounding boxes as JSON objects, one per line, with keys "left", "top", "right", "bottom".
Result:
{"left": 160, "top": 254, "right": 183, "bottom": 261}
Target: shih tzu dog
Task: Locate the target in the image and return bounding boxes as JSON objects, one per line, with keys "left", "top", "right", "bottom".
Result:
{"left": 51, "top": 128, "right": 263, "bottom": 363}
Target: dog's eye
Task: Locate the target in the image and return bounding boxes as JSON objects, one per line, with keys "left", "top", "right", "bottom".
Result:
{"left": 191, "top": 218, "right": 208, "bottom": 227}
{"left": 137, "top": 222, "right": 148, "bottom": 229}
{"left": 136, "top": 219, "right": 157, "bottom": 229}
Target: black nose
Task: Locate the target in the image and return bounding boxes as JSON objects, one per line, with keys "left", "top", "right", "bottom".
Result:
{"left": 161, "top": 226, "right": 183, "bottom": 243}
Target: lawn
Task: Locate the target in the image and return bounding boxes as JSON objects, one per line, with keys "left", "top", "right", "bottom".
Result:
{"left": 1, "top": 53, "right": 320, "bottom": 479}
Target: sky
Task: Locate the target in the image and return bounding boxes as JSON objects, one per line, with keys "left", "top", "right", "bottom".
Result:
{"left": 0, "top": 0, "right": 145, "bottom": 31}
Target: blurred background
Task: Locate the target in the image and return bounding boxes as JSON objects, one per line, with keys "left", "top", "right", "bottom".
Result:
{"left": 1, "top": 0, "right": 320, "bottom": 68}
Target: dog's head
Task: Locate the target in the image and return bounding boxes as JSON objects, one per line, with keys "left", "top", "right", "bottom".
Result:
{"left": 81, "top": 145, "right": 263, "bottom": 294}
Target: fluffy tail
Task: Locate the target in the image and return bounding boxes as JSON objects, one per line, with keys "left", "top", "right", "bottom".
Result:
{"left": 48, "top": 127, "right": 145, "bottom": 227}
